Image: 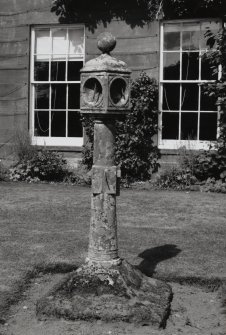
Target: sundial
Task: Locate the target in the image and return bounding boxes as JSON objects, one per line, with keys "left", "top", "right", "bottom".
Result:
{"left": 36, "top": 32, "right": 172, "bottom": 327}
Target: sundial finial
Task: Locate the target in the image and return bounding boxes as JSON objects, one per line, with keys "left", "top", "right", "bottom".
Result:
{"left": 97, "top": 32, "right": 116, "bottom": 54}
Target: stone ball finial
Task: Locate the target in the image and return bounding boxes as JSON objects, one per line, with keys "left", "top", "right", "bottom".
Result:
{"left": 97, "top": 32, "right": 116, "bottom": 54}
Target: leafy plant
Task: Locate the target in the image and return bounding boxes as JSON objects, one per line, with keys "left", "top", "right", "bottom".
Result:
{"left": 0, "top": 160, "right": 8, "bottom": 181}
{"left": 51, "top": 0, "right": 226, "bottom": 29}
{"left": 9, "top": 150, "right": 68, "bottom": 182}
{"left": 152, "top": 166, "right": 197, "bottom": 190}
{"left": 51, "top": 0, "right": 157, "bottom": 31}
{"left": 191, "top": 27, "right": 226, "bottom": 184}
{"left": 12, "top": 128, "right": 38, "bottom": 161}
{"left": 201, "top": 178, "right": 226, "bottom": 193}
{"left": 65, "top": 163, "right": 91, "bottom": 185}
{"left": 115, "top": 73, "right": 160, "bottom": 182}
{"left": 81, "top": 72, "right": 160, "bottom": 182}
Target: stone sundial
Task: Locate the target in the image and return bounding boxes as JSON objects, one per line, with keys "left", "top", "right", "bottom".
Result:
{"left": 36, "top": 32, "right": 172, "bottom": 327}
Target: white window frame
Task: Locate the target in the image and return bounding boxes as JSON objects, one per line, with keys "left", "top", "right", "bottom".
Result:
{"left": 30, "top": 25, "right": 85, "bottom": 147}
{"left": 158, "top": 19, "right": 221, "bottom": 150}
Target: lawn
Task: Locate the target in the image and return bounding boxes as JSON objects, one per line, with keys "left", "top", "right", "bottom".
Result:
{"left": 0, "top": 182, "right": 225, "bottom": 315}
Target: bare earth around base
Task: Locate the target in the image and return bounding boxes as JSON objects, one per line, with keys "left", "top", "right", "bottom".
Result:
{"left": 36, "top": 260, "right": 172, "bottom": 328}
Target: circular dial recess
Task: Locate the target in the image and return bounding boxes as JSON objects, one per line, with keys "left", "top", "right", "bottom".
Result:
{"left": 83, "top": 78, "right": 103, "bottom": 106}
{"left": 110, "top": 78, "right": 129, "bottom": 107}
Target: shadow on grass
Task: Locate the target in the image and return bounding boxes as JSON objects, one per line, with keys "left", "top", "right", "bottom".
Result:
{"left": 137, "top": 244, "right": 181, "bottom": 277}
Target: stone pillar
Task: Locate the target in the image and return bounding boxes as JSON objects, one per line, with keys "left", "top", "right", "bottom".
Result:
{"left": 36, "top": 33, "right": 172, "bottom": 327}
{"left": 87, "top": 118, "right": 121, "bottom": 266}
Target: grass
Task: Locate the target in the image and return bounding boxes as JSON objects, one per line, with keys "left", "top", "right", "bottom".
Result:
{"left": 0, "top": 182, "right": 225, "bottom": 316}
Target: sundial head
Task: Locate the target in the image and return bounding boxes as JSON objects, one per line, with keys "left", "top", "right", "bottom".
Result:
{"left": 80, "top": 31, "right": 131, "bottom": 114}
{"left": 97, "top": 32, "right": 116, "bottom": 54}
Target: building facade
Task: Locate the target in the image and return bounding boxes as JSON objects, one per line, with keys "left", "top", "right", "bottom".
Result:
{"left": 0, "top": 0, "right": 221, "bottom": 164}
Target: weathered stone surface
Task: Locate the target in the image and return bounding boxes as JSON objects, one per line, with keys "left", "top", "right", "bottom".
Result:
{"left": 97, "top": 32, "right": 116, "bottom": 54}
{"left": 36, "top": 260, "right": 172, "bottom": 327}
{"left": 37, "top": 33, "right": 170, "bottom": 329}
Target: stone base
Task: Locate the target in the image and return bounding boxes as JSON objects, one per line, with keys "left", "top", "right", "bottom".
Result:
{"left": 36, "top": 260, "right": 172, "bottom": 328}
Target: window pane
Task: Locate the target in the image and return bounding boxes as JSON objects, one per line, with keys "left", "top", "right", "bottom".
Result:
{"left": 34, "top": 59, "right": 49, "bottom": 81}
{"left": 181, "top": 84, "right": 199, "bottom": 111}
{"left": 35, "top": 110, "right": 49, "bottom": 136}
{"left": 200, "top": 86, "right": 217, "bottom": 111}
{"left": 200, "top": 113, "right": 217, "bottom": 140}
{"left": 68, "top": 84, "right": 80, "bottom": 109}
{"left": 181, "top": 112, "right": 198, "bottom": 140}
{"left": 163, "top": 52, "right": 180, "bottom": 80}
{"left": 52, "top": 29, "right": 67, "bottom": 54}
{"left": 164, "top": 32, "right": 180, "bottom": 51}
{"left": 201, "top": 54, "right": 218, "bottom": 80}
{"left": 163, "top": 84, "right": 180, "bottom": 110}
{"left": 68, "top": 29, "right": 84, "bottom": 55}
{"left": 51, "top": 84, "right": 66, "bottom": 109}
{"left": 51, "top": 61, "right": 66, "bottom": 81}
{"left": 182, "top": 52, "right": 199, "bottom": 80}
{"left": 182, "top": 31, "right": 199, "bottom": 50}
{"left": 68, "top": 111, "right": 83, "bottom": 137}
{"left": 51, "top": 111, "right": 66, "bottom": 137}
{"left": 68, "top": 61, "right": 83, "bottom": 81}
{"left": 162, "top": 112, "right": 179, "bottom": 139}
{"left": 35, "top": 30, "right": 50, "bottom": 54}
{"left": 35, "top": 85, "right": 49, "bottom": 109}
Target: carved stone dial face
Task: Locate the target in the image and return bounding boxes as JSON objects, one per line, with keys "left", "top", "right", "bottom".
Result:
{"left": 83, "top": 78, "right": 103, "bottom": 106}
{"left": 110, "top": 78, "right": 129, "bottom": 107}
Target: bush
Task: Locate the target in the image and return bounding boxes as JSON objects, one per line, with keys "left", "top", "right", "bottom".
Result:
{"left": 201, "top": 178, "right": 226, "bottom": 193}
{"left": 9, "top": 150, "right": 68, "bottom": 182}
{"left": 82, "top": 72, "right": 160, "bottom": 182}
{"left": 152, "top": 167, "right": 197, "bottom": 190}
{"left": 178, "top": 146, "right": 226, "bottom": 183}
{"left": 12, "top": 128, "right": 38, "bottom": 161}
{"left": 0, "top": 161, "right": 8, "bottom": 181}
{"left": 191, "top": 150, "right": 226, "bottom": 182}
{"left": 65, "top": 163, "right": 91, "bottom": 185}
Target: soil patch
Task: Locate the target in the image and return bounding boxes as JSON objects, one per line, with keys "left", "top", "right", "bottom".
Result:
{"left": 0, "top": 272, "right": 225, "bottom": 335}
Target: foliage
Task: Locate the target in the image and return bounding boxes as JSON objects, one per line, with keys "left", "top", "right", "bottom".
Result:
{"left": 0, "top": 161, "right": 8, "bottom": 181}
{"left": 161, "top": 0, "right": 226, "bottom": 20}
{"left": 51, "top": 0, "right": 226, "bottom": 30}
{"left": 81, "top": 118, "right": 94, "bottom": 171}
{"left": 177, "top": 146, "right": 200, "bottom": 176}
{"left": 81, "top": 73, "right": 160, "bottom": 182}
{"left": 201, "top": 178, "right": 226, "bottom": 193}
{"left": 12, "top": 128, "right": 38, "bottom": 161}
{"left": 51, "top": 0, "right": 156, "bottom": 31}
{"left": 188, "top": 150, "right": 226, "bottom": 182}
{"left": 195, "top": 27, "right": 226, "bottom": 185}
{"left": 9, "top": 150, "right": 68, "bottom": 183}
{"left": 202, "top": 27, "right": 226, "bottom": 152}
{"left": 115, "top": 73, "right": 160, "bottom": 182}
{"left": 152, "top": 166, "right": 197, "bottom": 190}
{"left": 64, "top": 163, "right": 91, "bottom": 185}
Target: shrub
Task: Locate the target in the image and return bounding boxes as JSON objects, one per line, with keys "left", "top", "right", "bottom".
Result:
{"left": 82, "top": 72, "right": 160, "bottom": 182}
{"left": 0, "top": 161, "right": 8, "bottom": 181}
{"left": 152, "top": 166, "right": 197, "bottom": 190}
{"left": 191, "top": 150, "right": 226, "bottom": 182}
{"left": 65, "top": 163, "right": 91, "bottom": 185}
{"left": 115, "top": 73, "right": 160, "bottom": 182}
{"left": 12, "top": 128, "right": 38, "bottom": 161}
{"left": 9, "top": 150, "right": 68, "bottom": 182}
{"left": 201, "top": 178, "right": 226, "bottom": 193}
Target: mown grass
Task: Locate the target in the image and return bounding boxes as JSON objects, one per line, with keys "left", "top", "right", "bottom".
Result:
{"left": 0, "top": 182, "right": 225, "bottom": 316}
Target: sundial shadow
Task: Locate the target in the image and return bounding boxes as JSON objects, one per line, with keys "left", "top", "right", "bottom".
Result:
{"left": 137, "top": 244, "right": 181, "bottom": 277}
